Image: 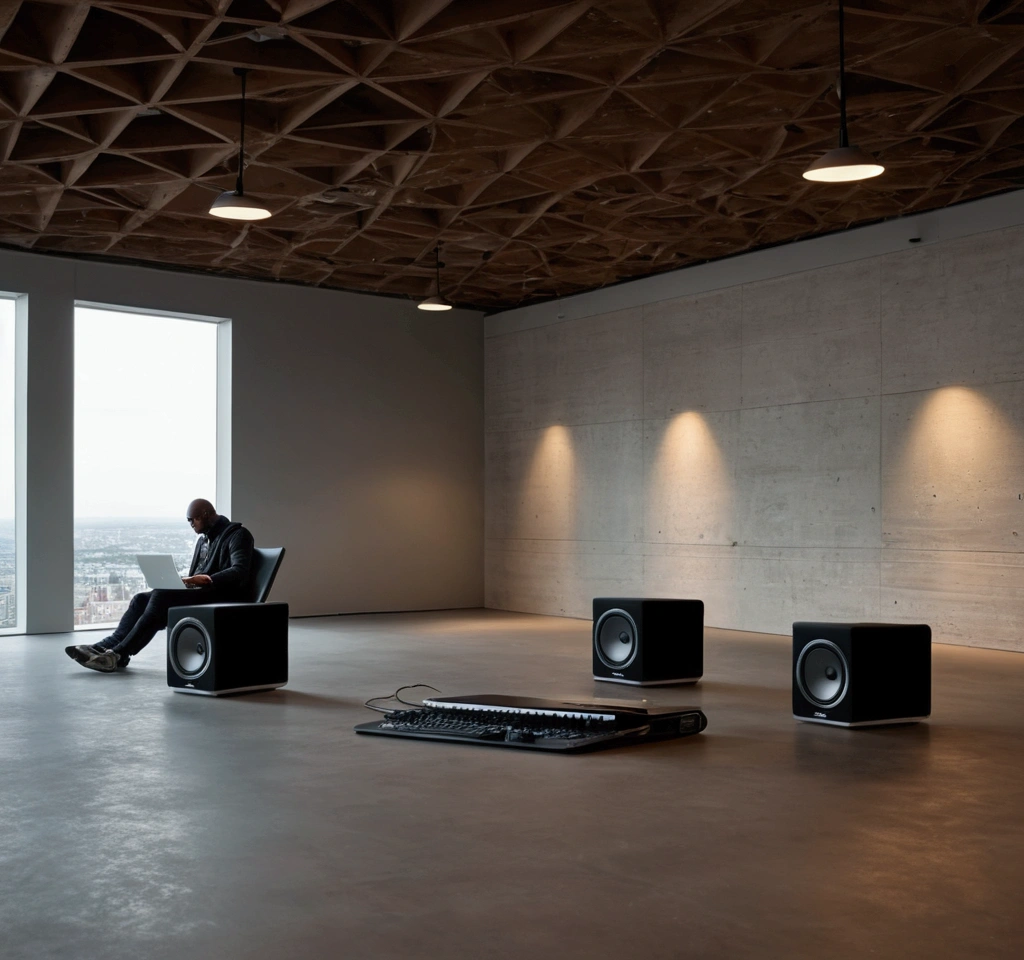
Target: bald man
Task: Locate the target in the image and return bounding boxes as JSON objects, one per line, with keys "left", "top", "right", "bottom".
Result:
{"left": 65, "top": 499, "right": 255, "bottom": 673}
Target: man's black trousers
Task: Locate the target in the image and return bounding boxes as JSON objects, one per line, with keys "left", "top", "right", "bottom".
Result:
{"left": 97, "top": 589, "right": 231, "bottom": 658}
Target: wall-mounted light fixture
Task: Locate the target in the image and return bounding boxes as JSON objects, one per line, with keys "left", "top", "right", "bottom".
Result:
{"left": 209, "top": 68, "right": 272, "bottom": 220}
{"left": 803, "top": 0, "right": 884, "bottom": 183}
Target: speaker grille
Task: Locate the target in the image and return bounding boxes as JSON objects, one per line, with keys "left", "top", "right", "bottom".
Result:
{"left": 169, "top": 617, "right": 212, "bottom": 680}
{"left": 796, "top": 639, "right": 849, "bottom": 707}
{"left": 594, "top": 608, "right": 639, "bottom": 670}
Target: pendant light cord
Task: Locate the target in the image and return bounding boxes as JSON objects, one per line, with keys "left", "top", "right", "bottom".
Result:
{"left": 235, "top": 67, "right": 249, "bottom": 195}
{"left": 435, "top": 244, "right": 443, "bottom": 297}
{"left": 837, "top": 0, "right": 848, "bottom": 148}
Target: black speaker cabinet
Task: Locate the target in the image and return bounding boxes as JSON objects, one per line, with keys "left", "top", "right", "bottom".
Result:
{"left": 593, "top": 598, "right": 703, "bottom": 685}
{"left": 167, "top": 602, "right": 289, "bottom": 696}
{"left": 793, "top": 621, "right": 931, "bottom": 727}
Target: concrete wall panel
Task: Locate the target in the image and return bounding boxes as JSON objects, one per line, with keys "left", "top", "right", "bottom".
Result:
{"left": 485, "top": 539, "right": 643, "bottom": 619}
{"left": 881, "top": 228, "right": 1024, "bottom": 394}
{"left": 882, "top": 380, "right": 1024, "bottom": 552}
{"left": 645, "top": 544, "right": 880, "bottom": 635}
{"left": 737, "top": 397, "right": 881, "bottom": 549}
{"left": 741, "top": 260, "right": 880, "bottom": 408}
{"left": 643, "top": 287, "right": 742, "bottom": 417}
{"left": 881, "top": 550, "right": 1024, "bottom": 651}
{"left": 741, "top": 324, "right": 880, "bottom": 410}
{"left": 486, "top": 421, "right": 643, "bottom": 543}
{"left": 644, "top": 410, "right": 740, "bottom": 546}
{"left": 485, "top": 307, "right": 642, "bottom": 433}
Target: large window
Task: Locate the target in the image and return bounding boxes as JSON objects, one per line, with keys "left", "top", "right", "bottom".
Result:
{"left": 74, "top": 306, "right": 219, "bottom": 628}
{"left": 0, "top": 297, "right": 16, "bottom": 630}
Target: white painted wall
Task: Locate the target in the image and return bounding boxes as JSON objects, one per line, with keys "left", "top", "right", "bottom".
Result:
{"left": 484, "top": 190, "right": 1024, "bottom": 651}
{"left": 1, "top": 249, "right": 484, "bottom": 632}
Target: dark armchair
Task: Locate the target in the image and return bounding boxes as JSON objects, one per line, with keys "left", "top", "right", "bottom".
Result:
{"left": 247, "top": 546, "right": 286, "bottom": 603}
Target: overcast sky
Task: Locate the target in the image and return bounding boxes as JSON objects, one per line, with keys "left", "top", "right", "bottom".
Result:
{"left": 0, "top": 301, "right": 219, "bottom": 520}
{"left": 75, "top": 306, "right": 218, "bottom": 518}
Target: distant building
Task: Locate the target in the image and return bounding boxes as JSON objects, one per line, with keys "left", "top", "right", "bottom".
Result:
{"left": 85, "top": 599, "right": 129, "bottom": 624}
{"left": 0, "top": 588, "right": 14, "bottom": 628}
{"left": 69, "top": 519, "right": 196, "bottom": 626}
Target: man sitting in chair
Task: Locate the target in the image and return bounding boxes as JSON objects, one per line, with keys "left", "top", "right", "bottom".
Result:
{"left": 65, "top": 499, "right": 254, "bottom": 673}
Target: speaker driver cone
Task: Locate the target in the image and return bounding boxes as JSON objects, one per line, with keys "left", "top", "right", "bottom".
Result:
{"left": 169, "top": 618, "right": 212, "bottom": 680}
{"left": 796, "top": 639, "right": 849, "bottom": 707}
{"left": 595, "top": 609, "right": 639, "bottom": 670}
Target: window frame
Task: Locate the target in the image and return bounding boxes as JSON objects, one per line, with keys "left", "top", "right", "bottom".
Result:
{"left": 0, "top": 292, "right": 27, "bottom": 634}
{"left": 70, "top": 301, "right": 231, "bottom": 632}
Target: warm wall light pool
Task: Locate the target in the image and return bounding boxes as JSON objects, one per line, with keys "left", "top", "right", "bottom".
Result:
{"left": 802, "top": 0, "right": 884, "bottom": 183}
{"left": 209, "top": 67, "right": 272, "bottom": 221}
{"left": 418, "top": 244, "right": 453, "bottom": 311}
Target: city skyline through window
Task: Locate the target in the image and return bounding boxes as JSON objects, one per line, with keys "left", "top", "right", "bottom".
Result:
{"left": 74, "top": 306, "right": 218, "bottom": 629}
{"left": 0, "top": 297, "right": 16, "bottom": 630}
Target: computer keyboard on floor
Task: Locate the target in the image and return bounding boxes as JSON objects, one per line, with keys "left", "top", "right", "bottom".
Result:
{"left": 378, "top": 707, "right": 617, "bottom": 742}
{"left": 355, "top": 694, "right": 707, "bottom": 752}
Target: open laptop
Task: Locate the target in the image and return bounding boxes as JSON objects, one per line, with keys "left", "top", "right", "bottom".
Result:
{"left": 136, "top": 554, "right": 192, "bottom": 590}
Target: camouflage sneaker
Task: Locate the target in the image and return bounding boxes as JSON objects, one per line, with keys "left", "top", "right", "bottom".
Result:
{"left": 65, "top": 644, "right": 104, "bottom": 665}
{"left": 80, "top": 651, "right": 119, "bottom": 673}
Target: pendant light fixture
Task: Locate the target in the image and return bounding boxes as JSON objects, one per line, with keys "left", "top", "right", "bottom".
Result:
{"left": 802, "top": 0, "right": 884, "bottom": 183}
{"left": 209, "top": 67, "right": 272, "bottom": 220}
{"left": 418, "top": 244, "right": 453, "bottom": 311}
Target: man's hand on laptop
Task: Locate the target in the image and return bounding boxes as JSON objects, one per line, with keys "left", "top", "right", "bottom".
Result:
{"left": 182, "top": 575, "right": 213, "bottom": 588}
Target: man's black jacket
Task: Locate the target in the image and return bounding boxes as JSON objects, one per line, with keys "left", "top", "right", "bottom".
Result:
{"left": 188, "top": 515, "right": 255, "bottom": 600}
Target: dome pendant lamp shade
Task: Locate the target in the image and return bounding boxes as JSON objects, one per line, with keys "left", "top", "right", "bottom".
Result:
{"left": 209, "top": 191, "right": 272, "bottom": 220}
{"left": 418, "top": 244, "right": 453, "bottom": 311}
{"left": 803, "top": 145, "right": 884, "bottom": 182}
{"left": 418, "top": 295, "right": 452, "bottom": 311}
{"left": 802, "top": 0, "right": 884, "bottom": 183}
{"left": 209, "top": 68, "right": 272, "bottom": 220}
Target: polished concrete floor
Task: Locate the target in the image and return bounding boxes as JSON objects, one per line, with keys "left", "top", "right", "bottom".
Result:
{"left": 2, "top": 610, "right": 1022, "bottom": 960}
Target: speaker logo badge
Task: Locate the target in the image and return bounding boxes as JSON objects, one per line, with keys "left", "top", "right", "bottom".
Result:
{"left": 814, "top": 711, "right": 827, "bottom": 718}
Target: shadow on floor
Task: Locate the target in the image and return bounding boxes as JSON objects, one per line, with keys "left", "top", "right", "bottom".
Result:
{"left": 165, "top": 688, "right": 360, "bottom": 709}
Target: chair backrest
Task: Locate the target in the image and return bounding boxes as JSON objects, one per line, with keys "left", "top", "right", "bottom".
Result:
{"left": 249, "top": 547, "right": 285, "bottom": 603}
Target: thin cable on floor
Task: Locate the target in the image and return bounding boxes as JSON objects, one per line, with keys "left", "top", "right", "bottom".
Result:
{"left": 363, "top": 684, "right": 441, "bottom": 714}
